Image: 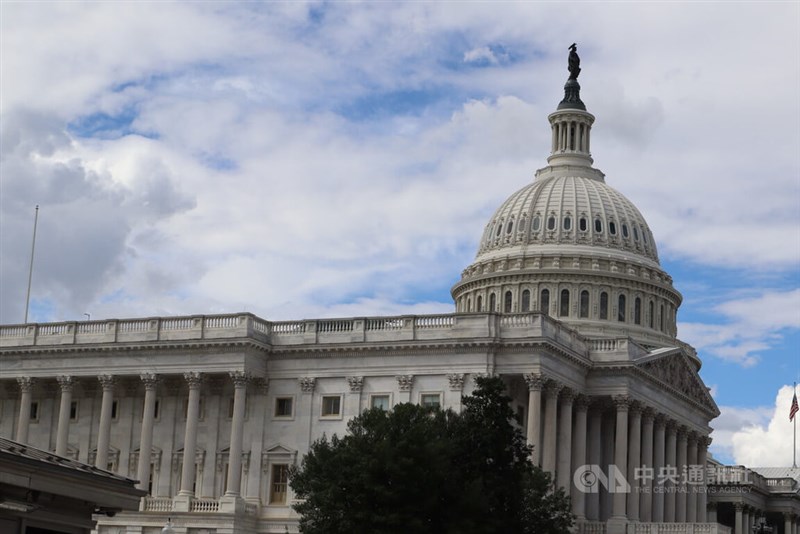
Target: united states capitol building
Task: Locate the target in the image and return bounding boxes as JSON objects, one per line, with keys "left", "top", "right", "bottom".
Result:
{"left": 1, "top": 52, "right": 798, "bottom": 534}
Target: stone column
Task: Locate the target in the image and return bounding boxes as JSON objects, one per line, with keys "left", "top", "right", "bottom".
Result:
{"left": 556, "top": 389, "right": 574, "bottom": 491}
{"left": 95, "top": 374, "right": 116, "bottom": 469}
{"left": 178, "top": 372, "right": 202, "bottom": 497}
{"left": 785, "top": 513, "right": 794, "bottom": 534}
{"left": 626, "top": 403, "right": 642, "bottom": 522}
{"left": 652, "top": 415, "right": 666, "bottom": 522}
{"left": 542, "top": 381, "right": 562, "bottom": 476}
{"left": 55, "top": 376, "right": 74, "bottom": 456}
{"left": 571, "top": 396, "right": 590, "bottom": 520}
{"left": 734, "top": 503, "right": 743, "bottom": 534}
{"left": 15, "top": 377, "right": 34, "bottom": 444}
{"left": 664, "top": 420, "right": 677, "bottom": 522}
{"left": 137, "top": 373, "right": 159, "bottom": 492}
{"left": 639, "top": 408, "right": 655, "bottom": 522}
{"left": 610, "top": 395, "right": 630, "bottom": 526}
{"left": 742, "top": 507, "right": 750, "bottom": 534}
{"left": 524, "top": 374, "right": 544, "bottom": 466}
{"left": 686, "top": 433, "right": 698, "bottom": 522}
{"left": 707, "top": 502, "right": 717, "bottom": 524}
{"left": 675, "top": 427, "right": 688, "bottom": 522}
{"left": 586, "top": 407, "right": 602, "bottom": 521}
{"left": 697, "top": 436, "right": 710, "bottom": 522}
{"left": 224, "top": 371, "right": 249, "bottom": 499}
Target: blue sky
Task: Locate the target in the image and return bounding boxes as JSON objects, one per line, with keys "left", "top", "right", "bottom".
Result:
{"left": 1, "top": 2, "right": 798, "bottom": 465}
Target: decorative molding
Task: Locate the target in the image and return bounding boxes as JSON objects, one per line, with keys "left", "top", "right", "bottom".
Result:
{"left": 559, "top": 387, "right": 576, "bottom": 403}
{"left": 16, "top": 376, "right": 34, "bottom": 393}
{"left": 638, "top": 353, "right": 717, "bottom": 414}
{"left": 396, "top": 375, "right": 414, "bottom": 392}
{"left": 140, "top": 372, "right": 159, "bottom": 390}
{"left": 612, "top": 394, "right": 631, "bottom": 410}
{"left": 229, "top": 371, "right": 250, "bottom": 388}
{"left": 184, "top": 371, "right": 203, "bottom": 389}
{"left": 446, "top": 373, "right": 465, "bottom": 391}
{"left": 97, "top": 374, "right": 116, "bottom": 391}
{"left": 57, "top": 375, "right": 74, "bottom": 391}
{"left": 346, "top": 376, "right": 364, "bottom": 393}
{"left": 298, "top": 377, "right": 316, "bottom": 393}
{"left": 574, "top": 394, "right": 592, "bottom": 411}
{"left": 544, "top": 380, "right": 563, "bottom": 398}
{"left": 523, "top": 373, "right": 545, "bottom": 392}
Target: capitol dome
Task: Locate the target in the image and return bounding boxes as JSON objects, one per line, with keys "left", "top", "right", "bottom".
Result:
{"left": 452, "top": 71, "right": 683, "bottom": 351}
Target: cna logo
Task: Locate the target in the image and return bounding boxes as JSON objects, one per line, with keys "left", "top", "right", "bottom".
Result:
{"left": 574, "top": 464, "right": 631, "bottom": 494}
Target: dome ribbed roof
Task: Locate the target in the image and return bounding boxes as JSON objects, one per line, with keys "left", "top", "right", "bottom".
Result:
{"left": 476, "top": 171, "right": 660, "bottom": 266}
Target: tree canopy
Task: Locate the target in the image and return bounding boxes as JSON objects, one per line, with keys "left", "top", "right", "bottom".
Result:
{"left": 290, "top": 376, "right": 573, "bottom": 534}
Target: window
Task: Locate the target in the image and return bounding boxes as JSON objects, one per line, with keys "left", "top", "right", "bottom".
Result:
{"left": 70, "top": 401, "right": 78, "bottom": 421}
{"left": 540, "top": 289, "right": 550, "bottom": 315}
{"left": 649, "top": 301, "right": 654, "bottom": 328}
{"left": 609, "top": 221, "right": 617, "bottom": 235}
{"left": 559, "top": 289, "right": 570, "bottom": 317}
{"left": 495, "top": 222, "right": 502, "bottom": 236}
{"left": 274, "top": 397, "right": 294, "bottom": 418}
{"left": 622, "top": 224, "right": 629, "bottom": 238}
{"left": 506, "top": 221, "right": 514, "bottom": 234}
{"left": 112, "top": 400, "right": 118, "bottom": 421}
{"left": 183, "top": 396, "right": 205, "bottom": 421}
{"left": 521, "top": 290, "right": 531, "bottom": 312}
{"left": 643, "top": 231, "right": 649, "bottom": 244}
{"left": 30, "top": 401, "right": 39, "bottom": 421}
{"left": 633, "top": 227, "right": 639, "bottom": 241}
{"left": 660, "top": 304, "right": 665, "bottom": 332}
{"left": 634, "top": 297, "right": 642, "bottom": 325}
{"left": 580, "top": 290, "right": 590, "bottom": 318}
{"left": 504, "top": 291, "right": 512, "bottom": 313}
{"left": 547, "top": 216, "right": 556, "bottom": 230}
{"left": 618, "top": 294, "right": 627, "bottom": 322}
{"left": 269, "top": 464, "right": 289, "bottom": 505}
{"left": 532, "top": 216, "right": 541, "bottom": 231}
{"left": 420, "top": 393, "right": 441, "bottom": 409}
{"left": 489, "top": 293, "right": 496, "bottom": 312}
{"left": 321, "top": 395, "right": 342, "bottom": 418}
{"left": 563, "top": 217, "right": 572, "bottom": 230}
{"left": 594, "top": 219, "right": 603, "bottom": 233}
{"left": 370, "top": 394, "right": 390, "bottom": 411}
{"left": 600, "top": 292, "right": 609, "bottom": 320}
{"left": 466, "top": 297, "right": 471, "bottom": 312}
{"left": 477, "top": 295, "right": 483, "bottom": 312}
{"left": 579, "top": 217, "right": 587, "bottom": 232}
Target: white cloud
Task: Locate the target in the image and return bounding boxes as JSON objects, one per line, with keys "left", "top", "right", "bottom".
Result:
{"left": 710, "top": 403, "right": 773, "bottom": 464}
{"left": 727, "top": 386, "right": 800, "bottom": 467}
{"left": 463, "top": 46, "right": 500, "bottom": 65}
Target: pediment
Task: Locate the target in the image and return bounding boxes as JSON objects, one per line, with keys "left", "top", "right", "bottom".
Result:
{"left": 637, "top": 349, "right": 719, "bottom": 416}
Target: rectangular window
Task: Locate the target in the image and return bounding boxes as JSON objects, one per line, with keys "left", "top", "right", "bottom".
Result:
{"left": 270, "top": 464, "right": 289, "bottom": 505}
{"left": 370, "top": 394, "right": 390, "bottom": 411}
{"left": 420, "top": 393, "right": 441, "bottom": 409}
{"left": 69, "top": 400, "right": 78, "bottom": 421}
{"left": 321, "top": 395, "right": 342, "bottom": 418}
{"left": 274, "top": 397, "right": 293, "bottom": 418}
{"left": 111, "top": 400, "right": 118, "bottom": 420}
{"left": 183, "top": 397, "right": 205, "bottom": 421}
{"left": 30, "top": 401, "right": 39, "bottom": 421}
{"left": 228, "top": 398, "right": 235, "bottom": 419}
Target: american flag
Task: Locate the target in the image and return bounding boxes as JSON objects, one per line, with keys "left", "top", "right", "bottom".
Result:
{"left": 791, "top": 390, "right": 799, "bottom": 422}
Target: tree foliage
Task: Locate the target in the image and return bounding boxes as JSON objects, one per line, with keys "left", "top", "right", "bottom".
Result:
{"left": 290, "top": 376, "right": 573, "bottom": 534}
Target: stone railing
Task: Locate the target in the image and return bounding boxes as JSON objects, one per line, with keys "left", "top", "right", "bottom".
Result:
{"left": 141, "top": 496, "right": 173, "bottom": 512}
{"left": 633, "top": 524, "right": 731, "bottom": 534}
{"left": 765, "top": 477, "right": 796, "bottom": 491}
{"left": 0, "top": 312, "right": 587, "bottom": 356}
{"left": 190, "top": 498, "right": 220, "bottom": 513}
{"left": 578, "top": 521, "right": 606, "bottom": 534}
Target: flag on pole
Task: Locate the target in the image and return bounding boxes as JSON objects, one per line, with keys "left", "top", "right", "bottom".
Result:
{"left": 790, "top": 390, "right": 799, "bottom": 422}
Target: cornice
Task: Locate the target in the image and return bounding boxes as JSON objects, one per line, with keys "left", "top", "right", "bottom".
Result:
{"left": 0, "top": 338, "right": 271, "bottom": 358}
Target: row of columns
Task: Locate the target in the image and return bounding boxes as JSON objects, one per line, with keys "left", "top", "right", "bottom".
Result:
{"left": 12, "top": 372, "right": 250, "bottom": 501}
{"left": 524, "top": 373, "right": 711, "bottom": 524}
{"left": 732, "top": 505, "right": 800, "bottom": 534}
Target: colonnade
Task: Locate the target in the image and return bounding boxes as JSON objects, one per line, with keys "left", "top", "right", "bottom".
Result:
{"left": 12, "top": 372, "right": 249, "bottom": 504}
{"left": 524, "top": 373, "right": 711, "bottom": 524}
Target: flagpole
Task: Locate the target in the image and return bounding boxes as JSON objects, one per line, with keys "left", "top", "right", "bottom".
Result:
{"left": 794, "top": 382, "right": 797, "bottom": 468}
{"left": 24, "top": 205, "right": 39, "bottom": 324}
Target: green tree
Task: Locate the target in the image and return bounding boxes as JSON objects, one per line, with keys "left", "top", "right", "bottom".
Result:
{"left": 290, "top": 377, "right": 573, "bottom": 534}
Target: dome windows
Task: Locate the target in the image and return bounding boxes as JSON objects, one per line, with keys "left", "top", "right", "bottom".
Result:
{"left": 594, "top": 219, "right": 603, "bottom": 233}
{"left": 609, "top": 221, "right": 617, "bottom": 235}
{"left": 547, "top": 216, "right": 556, "bottom": 231}
{"left": 532, "top": 216, "right": 541, "bottom": 231}
{"left": 540, "top": 289, "right": 550, "bottom": 315}
{"left": 506, "top": 221, "right": 514, "bottom": 234}
{"left": 579, "top": 217, "right": 588, "bottom": 232}
{"left": 618, "top": 294, "right": 626, "bottom": 322}
{"left": 559, "top": 289, "right": 570, "bottom": 317}
{"left": 579, "top": 290, "right": 589, "bottom": 318}
{"left": 521, "top": 290, "right": 531, "bottom": 312}
{"left": 622, "top": 224, "right": 629, "bottom": 239}
{"left": 633, "top": 226, "right": 639, "bottom": 241}
{"left": 563, "top": 216, "right": 572, "bottom": 231}
{"left": 477, "top": 296, "right": 483, "bottom": 312}
{"left": 495, "top": 222, "right": 503, "bottom": 237}
{"left": 599, "top": 292, "right": 609, "bottom": 320}
{"left": 489, "top": 293, "right": 497, "bottom": 312}
{"left": 634, "top": 297, "right": 642, "bottom": 325}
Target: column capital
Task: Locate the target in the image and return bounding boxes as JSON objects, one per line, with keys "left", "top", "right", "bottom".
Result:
{"left": 629, "top": 400, "right": 644, "bottom": 416}
{"left": 677, "top": 426, "right": 689, "bottom": 441}
{"left": 183, "top": 371, "right": 203, "bottom": 389}
{"left": 98, "top": 374, "right": 116, "bottom": 391}
{"left": 229, "top": 371, "right": 250, "bottom": 388}
{"left": 734, "top": 502, "right": 744, "bottom": 511}
{"left": 16, "top": 376, "right": 35, "bottom": 393}
{"left": 523, "top": 373, "right": 546, "bottom": 391}
{"left": 707, "top": 501, "right": 718, "bottom": 510}
{"left": 559, "top": 387, "right": 576, "bottom": 403}
{"left": 574, "top": 394, "right": 592, "bottom": 411}
{"left": 641, "top": 407, "right": 656, "bottom": 423}
{"left": 654, "top": 413, "right": 668, "bottom": 427}
{"left": 299, "top": 377, "right": 316, "bottom": 393}
{"left": 253, "top": 377, "right": 269, "bottom": 394}
{"left": 699, "top": 435, "right": 713, "bottom": 448}
{"left": 57, "top": 375, "right": 74, "bottom": 392}
{"left": 612, "top": 394, "right": 631, "bottom": 411}
{"left": 396, "top": 375, "right": 413, "bottom": 392}
{"left": 665, "top": 418, "right": 679, "bottom": 432}
{"left": 140, "top": 372, "right": 159, "bottom": 390}
{"left": 347, "top": 376, "right": 364, "bottom": 393}
{"left": 544, "top": 380, "right": 563, "bottom": 398}
{"left": 447, "top": 373, "right": 465, "bottom": 391}
{"left": 687, "top": 431, "right": 700, "bottom": 446}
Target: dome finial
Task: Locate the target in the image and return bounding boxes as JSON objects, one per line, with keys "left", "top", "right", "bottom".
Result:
{"left": 558, "top": 44, "right": 586, "bottom": 110}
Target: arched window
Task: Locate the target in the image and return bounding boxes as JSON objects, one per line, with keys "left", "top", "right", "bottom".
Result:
{"left": 504, "top": 291, "right": 513, "bottom": 313}
{"left": 643, "top": 231, "right": 649, "bottom": 244}
{"left": 563, "top": 217, "right": 572, "bottom": 231}
{"left": 477, "top": 295, "right": 483, "bottom": 312}
{"left": 489, "top": 293, "right": 497, "bottom": 312}
{"left": 648, "top": 301, "right": 654, "bottom": 328}
{"left": 660, "top": 304, "right": 665, "bottom": 331}
{"left": 579, "top": 217, "right": 588, "bottom": 232}
{"left": 634, "top": 297, "right": 642, "bottom": 325}
{"left": 467, "top": 298, "right": 472, "bottom": 312}
{"left": 506, "top": 221, "right": 514, "bottom": 234}
{"left": 600, "top": 292, "right": 609, "bottom": 320}
{"left": 622, "top": 224, "right": 629, "bottom": 238}
{"left": 580, "top": 290, "right": 589, "bottom": 318}
{"left": 495, "top": 222, "right": 502, "bottom": 236}
{"left": 532, "top": 216, "right": 541, "bottom": 231}
{"left": 609, "top": 221, "right": 617, "bottom": 235}
{"left": 618, "top": 294, "right": 626, "bottom": 322}
{"left": 559, "top": 289, "right": 570, "bottom": 317}
{"left": 633, "top": 227, "right": 639, "bottom": 241}
{"left": 547, "top": 216, "right": 556, "bottom": 230}
{"left": 540, "top": 289, "right": 550, "bottom": 315}
{"left": 594, "top": 219, "right": 603, "bottom": 233}
{"left": 521, "top": 290, "right": 531, "bottom": 312}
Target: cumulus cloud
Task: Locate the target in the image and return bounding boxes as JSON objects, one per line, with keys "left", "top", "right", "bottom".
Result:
{"left": 709, "top": 404, "right": 773, "bottom": 464}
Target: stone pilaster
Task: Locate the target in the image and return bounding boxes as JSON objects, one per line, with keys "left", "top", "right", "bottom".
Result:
{"left": 55, "top": 375, "right": 74, "bottom": 456}
{"left": 396, "top": 375, "right": 413, "bottom": 403}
